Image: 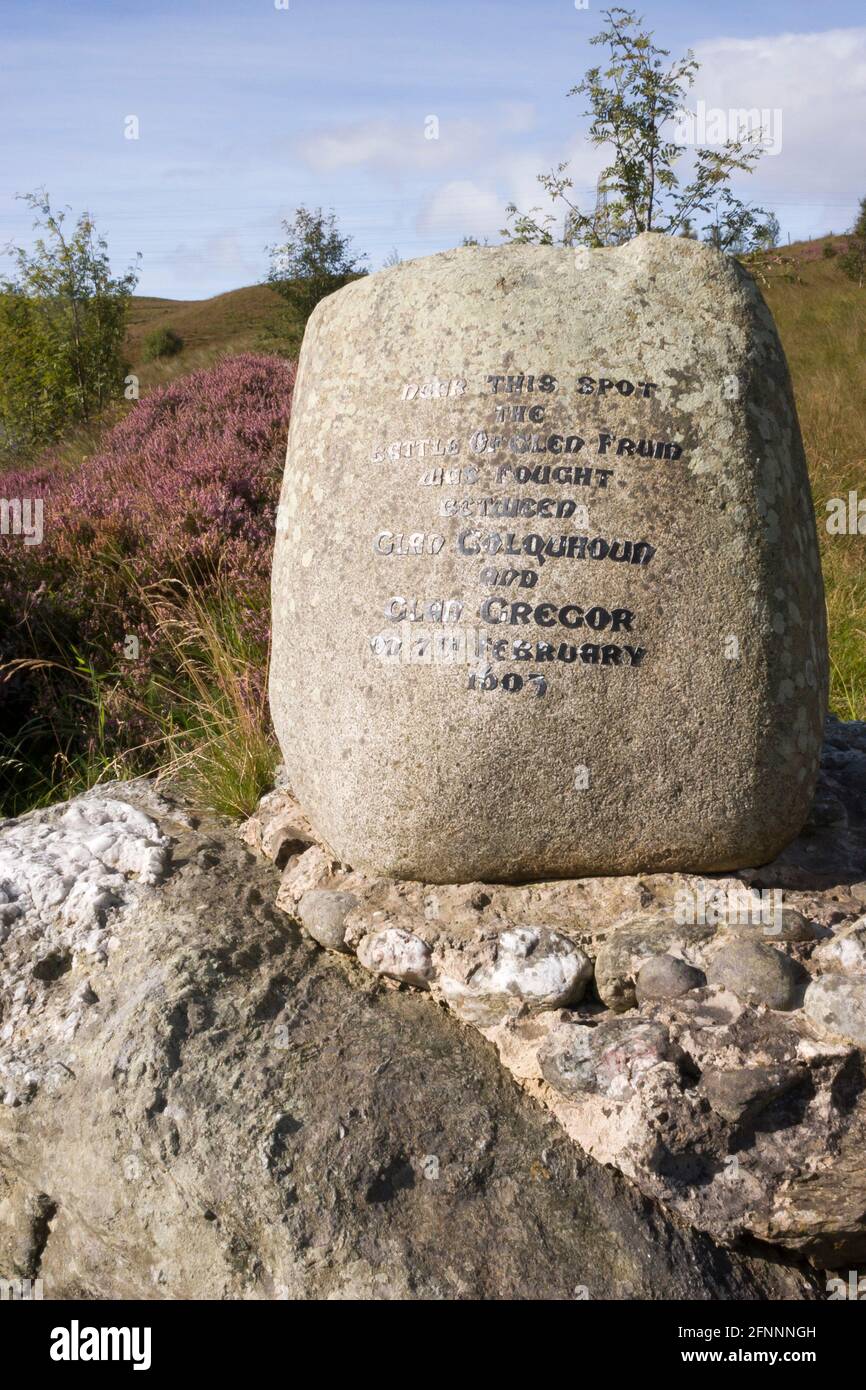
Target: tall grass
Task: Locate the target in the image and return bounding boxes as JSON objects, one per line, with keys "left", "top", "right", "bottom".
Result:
{"left": 0, "top": 576, "right": 277, "bottom": 818}
{"left": 760, "top": 245, "right": 866, "bottom": 718}
{"left": 139, "top": 578, "right": 277, "bottom": 817}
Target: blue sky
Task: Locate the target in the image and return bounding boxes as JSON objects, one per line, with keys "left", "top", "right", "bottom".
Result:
{"left": 2, "top": 0, "right": 864, "bottom": 297}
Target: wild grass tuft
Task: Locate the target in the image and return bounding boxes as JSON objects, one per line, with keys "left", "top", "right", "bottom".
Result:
{"left": 760, "top": 242, "right": 866, "bottom": 718}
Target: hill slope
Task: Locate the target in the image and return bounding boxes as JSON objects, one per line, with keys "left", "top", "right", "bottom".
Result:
{"left": 759, "top": 239, "right": 866, "bottom": 718}
{"left": 125, "top": 284, "right": 285, "bottom": 387}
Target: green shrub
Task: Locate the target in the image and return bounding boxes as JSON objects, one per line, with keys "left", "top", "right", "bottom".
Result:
{"left": 265, "top": 207, "right": 367, "bottom": 354}
{"left": 0, "top": 192, "right": 138, "bottom": 460}
{"left": 143, "top": 326, "right": 184, "bottom": 361}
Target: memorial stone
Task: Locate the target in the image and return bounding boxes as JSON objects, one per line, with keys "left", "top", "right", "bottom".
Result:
{"left": 270, "top": 234, "right": 827, "bottom": 882}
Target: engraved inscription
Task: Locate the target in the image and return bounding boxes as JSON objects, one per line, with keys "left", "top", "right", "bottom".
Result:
{"left": 365, "top": 366, "right": 678, "bottom": 694}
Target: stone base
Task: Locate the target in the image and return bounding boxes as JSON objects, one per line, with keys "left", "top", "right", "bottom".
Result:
{"left": 248, "top": 715, "right": 866, "bottom": 1267}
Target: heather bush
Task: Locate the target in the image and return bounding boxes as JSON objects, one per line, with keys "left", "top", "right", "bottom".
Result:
{"left": 0, "top": 352, "right": 294, "bottom": 814}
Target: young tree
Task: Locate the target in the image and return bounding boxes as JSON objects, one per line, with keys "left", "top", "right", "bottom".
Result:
{"left": 265, "top": 207, "right": 367, "bottom": 352}
{"left": 503, "top": 7, "right": 775, "bottom": 254}
{"left": 705, "top": 199, "right": 780, "bottom": 255}
{"left": 0, "top": 191, "right": 139, "bottom": 457}
{"left": 840, "top": 197, "right": 866, "bottom": 288}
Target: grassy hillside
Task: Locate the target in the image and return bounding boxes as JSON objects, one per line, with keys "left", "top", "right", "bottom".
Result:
{"left": 37, "top": 283, "right": 289, "bottom": 471}
{"left": 125, "top": 283, "right": 285, "bottom": 389}
{"left": 759, "top": 239, "right": 866, "bottom": 718}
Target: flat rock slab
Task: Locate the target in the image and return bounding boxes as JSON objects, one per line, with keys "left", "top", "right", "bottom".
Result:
{"left": 0, "top": 783, "right": 817, "bottom": 1300}
{"left": 270, "top": 235, "right": 826, "bottom": 882}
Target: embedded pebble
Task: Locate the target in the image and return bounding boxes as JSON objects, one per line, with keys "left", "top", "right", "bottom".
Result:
{"left": 705, "top": 940, "right": 807, "bottom": 1012}
{"left": 356, "top": 926, "right": 434, "bottom": 989}
{"left": 803, "top": 974, "right": 866, "bottom": 1048}
{"left": 635, "top": 953, "right": 705, "bottom": 1003}
{"left": 540, "top": 1017, "right": 678, "bottom": 1101}
{"left": 437, "top": 927, "right": 593, "bottom": 1026}
{"left": 298, "top": 889, "right": 358, "bottom": 953}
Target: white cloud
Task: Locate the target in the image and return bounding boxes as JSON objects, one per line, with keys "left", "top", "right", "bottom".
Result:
{"left": 494, "top": 142, "right": 608, "bottom": 225}
{"left": 297, "top": 116, "right": 487, "bottom": 175}
{"left": 415, "top": 180, "right": 505, "bottom": 241}
{"left": 408, "top": 137, "right": 608, "bottom": 251}
{"left": 165, "top": 234, "right": 261, "bottom": 289}
{"left": 689, "top": 27, "right": 866, "bottom": 231}
{"left": 297, "top": 103, "right": 539, "bottom": 180}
